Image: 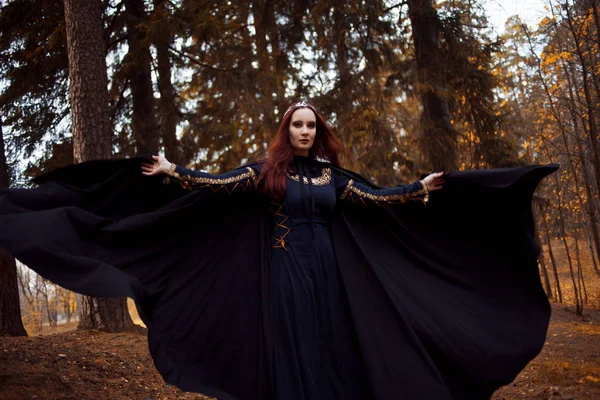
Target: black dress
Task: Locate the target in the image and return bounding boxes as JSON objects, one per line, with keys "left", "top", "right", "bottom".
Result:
{"left": 265, "top": 156, "right": 425, "bottom": 400}
{"left": 0, "top": 155, "right": 558, "bottom": 400}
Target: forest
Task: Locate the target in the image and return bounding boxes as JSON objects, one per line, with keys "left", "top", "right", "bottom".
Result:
{"left": 0, "top": 0, "right": 600, "bottom": 399}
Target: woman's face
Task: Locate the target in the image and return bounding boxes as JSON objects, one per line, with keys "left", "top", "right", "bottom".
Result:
{"left": 288, "top": 108, "right": 316, "bottom": 157}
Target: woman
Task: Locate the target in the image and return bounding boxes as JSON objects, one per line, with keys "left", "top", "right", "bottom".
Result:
{"left": 141, "top": 101, "right": 444, "bottom": 399}
{"left": 0, "top": 101, "right": 557, "bottom": 400}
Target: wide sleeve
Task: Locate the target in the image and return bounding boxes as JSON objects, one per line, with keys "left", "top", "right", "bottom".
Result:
{"left": 165, "top": 163, "right": 257, "bottom": 194}
{"left": 330, "top": 163, "right": 560, "bottom": 400}
{"left": 335, "top": 171, "right": 429, "bottom": 205}
{"left": 0, "top": 156, "right": 272, "bottom": 400}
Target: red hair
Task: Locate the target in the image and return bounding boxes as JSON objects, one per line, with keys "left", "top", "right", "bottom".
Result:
{"left": 258, "top": 102, "right": 348, "bottom": 201}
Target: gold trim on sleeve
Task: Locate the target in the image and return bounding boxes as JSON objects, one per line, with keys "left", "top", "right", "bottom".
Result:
{"left": 288, "top": 168, "right": 331, "bottom": 185}
{"left": 170, "top": 166, "right": 257, "bottom": 193}
{"left": 162, "top": 162, "right": 178, "bottom": 184}
{"left": 246, "top": 166, "right": 258, "bottom": 182}
{"left": 419, "top": 179, "right": 430, "bottom": 203}
{"left": 340, "top": 179, "right": 354, "bottom": 200}
{"left": 340, "top": 179, "right": 427, "bottom": 205}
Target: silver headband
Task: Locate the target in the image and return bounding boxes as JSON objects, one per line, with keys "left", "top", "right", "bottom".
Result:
{"left": 283, "top": 101, "right": 309, "bottom": 117}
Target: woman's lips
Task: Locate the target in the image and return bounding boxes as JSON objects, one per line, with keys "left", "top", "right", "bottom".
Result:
{"left": 300, "top": 140, "right": 310, "bottom": 143}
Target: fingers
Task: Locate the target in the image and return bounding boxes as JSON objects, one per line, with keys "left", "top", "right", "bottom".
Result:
{"left": 141, "top": 162, "right": 157, "bottom": 176}
{"left": 426, "top": 171, "right": 445, "bottom": 192}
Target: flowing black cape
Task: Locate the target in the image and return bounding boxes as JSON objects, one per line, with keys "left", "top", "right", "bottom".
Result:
{"left": 0, "top": 156, "right": 558, "bottom": 400}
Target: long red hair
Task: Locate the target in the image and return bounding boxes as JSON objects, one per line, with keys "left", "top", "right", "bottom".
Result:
{"left": 258, "top": 102, "right": 348, "bottom": 201}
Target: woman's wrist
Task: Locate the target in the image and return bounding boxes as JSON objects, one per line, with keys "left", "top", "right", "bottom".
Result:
{"left": 418, "top": 179, "right": 430, "bottom": 204}
{"left": 419, "top": 179, "right": 429, "bottom": 194}
{"left": 167, "top": 162, "right": 176, "bottom": 176}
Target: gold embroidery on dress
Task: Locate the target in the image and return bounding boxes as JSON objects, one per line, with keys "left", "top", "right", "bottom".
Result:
{"left": 287, "top": 168, "right": 331, "bottom": 186}
{"left": 169, "top": 165, "right": 257, "bottom": 193}
{"left": 269, "top": 202, "right": 290, "bottom": 251}
{"left": 340, "top": 179, "right": 427, "bottom": 205}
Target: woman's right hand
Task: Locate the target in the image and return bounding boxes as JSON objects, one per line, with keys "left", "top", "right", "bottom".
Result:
{"left": 141, "top": 155, "right": 172, "bottom": 176}
{"left": 421, "top": 172, "right": 444, "bottom": 192}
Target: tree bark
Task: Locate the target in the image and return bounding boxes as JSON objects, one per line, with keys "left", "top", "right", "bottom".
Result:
{"left": 572, "top": 233, "right": 588, "bottom": 303}
{"left": 0, "top": 250, "right": 27, "bottom": 336}
{"left": 534, "top": 217, "right": 553, "bottom": 299}
{"left": 64, "top": 0, "right": 136, "bottom": 332}
{"left": 125, "top": 0, "right": 158, "bottom": 155}
{"left": 0, "top": 122, "right": 28, "bottom": 337}
{"left": 543, "top": 215, "right": 562, "bottom": 303}
{"left": 153, "top": 0, "right": 183, "bottom": 165}
{"left": 407, "top": 0, "right": 458, "bottom": 171}
{"left": 64, "top": 0, "right": 112, "bottom": 162}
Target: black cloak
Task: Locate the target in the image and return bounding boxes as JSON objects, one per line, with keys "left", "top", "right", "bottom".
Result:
{"left": 0, "top": 156, "right": 558, "bottom": 399}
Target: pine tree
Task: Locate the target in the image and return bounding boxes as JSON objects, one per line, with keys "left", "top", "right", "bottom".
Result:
{"left": 63, "top": 0, "right": 137, "bottom": 332}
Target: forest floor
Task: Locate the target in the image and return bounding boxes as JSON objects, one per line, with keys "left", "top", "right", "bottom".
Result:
{"left": 492, "top": 304, "right": 600, "bottom": 400}
{"left": 0, "top": 304, "right": 598, "bottom": 400}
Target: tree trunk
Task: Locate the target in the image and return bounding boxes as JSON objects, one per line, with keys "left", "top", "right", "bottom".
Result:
{"left": 565, "top": 5, "right": 600, "bottom": 200}
{"left": 64, "top": 0, "right": 112, "bottom": 162}
{"left": 64, "top": 0, "right": 136, "bottom": 332}
{"left": 543, "top": 215, "right": 562, "bottom": 303}
{"left": 153, "top": 0, "right": 183, "bottom": 165}
{"left": 534, "top": 222, "right": 553, "bottom": 299}
{"left": 538, "top": 256, "right": 553, "bottom": 299}
{"left": 265, "top": 0, "right": 286, "bottom": 118}
{"left": 553, "top": 173, "right": 582, "bottom": 314}
{"left": 77, "top": 293, "right": 98, "bottom": 330}
{"left": 0, "top": 123, "right": 27, "bottom": 337}
{"left": 253, "top": 0, "right": 277, "bottom": 139}
{"left": 559, "top": 62, "right": 600, "bottom": 276}
{"left": 0, "top": 251, "right": 27, "bottom": 337}
{"left": 587, "top": 0, "right": 600, "bottom": 120}
{"left": 565, "top": 59, "right": 600, "bottom": 274}
{"left": 125, "top": 0, "right": 158, "bottom": 155}
{"left": 572, "top": 234, "right": 588, "bottom": 303}
{"left": 407, "top": 0, "right": 458, "bottom": 171}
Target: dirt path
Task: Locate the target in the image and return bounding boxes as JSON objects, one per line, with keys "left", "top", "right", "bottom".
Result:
{"left": 1, "top": 304, "right": 599, "bottom": 400}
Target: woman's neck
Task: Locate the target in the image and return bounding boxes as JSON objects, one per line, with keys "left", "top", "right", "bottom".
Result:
{"left": 293, "top": 150, "right": 310, "bottom": 157}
